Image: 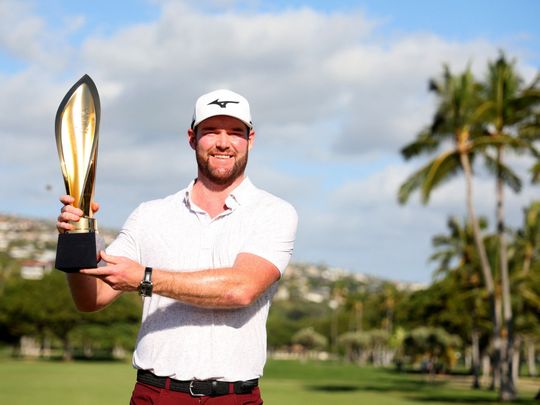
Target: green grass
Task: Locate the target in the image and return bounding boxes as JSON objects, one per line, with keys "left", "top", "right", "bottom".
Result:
{"left": 0, "top": 358, "right": 538, "bottom": 404}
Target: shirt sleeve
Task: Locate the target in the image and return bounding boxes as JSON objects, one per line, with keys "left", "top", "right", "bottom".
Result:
{"left": 105, "top": 205, "right": 142, "bottom": 263}
{"left": 240, "top": 198, "right": 298, "bottom": 275}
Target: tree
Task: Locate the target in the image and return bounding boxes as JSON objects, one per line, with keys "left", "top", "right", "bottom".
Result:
{"left": 0, "top": 270, "right": 80, "bottom": 359}
{"left": 429, "top": 216, "right": 491, "bottom": 388}
{"left": 513, "top": 202, "right": 540, "bottom": 276}
{"left": 398, "top": 65, "right": 503, "bottom": 391}
{"left": 338, "top": 331, "right": 370, "bottom": 364}
{"left": 0, "top": 270, "right": 142, "bottom": 360}
{"left": 510, "top": 202, "right": 540, "bottom": 380}
{"left": 402, "top": 326, "right": 462, "bottom": 374}
{"left": 291, "top": 327, "right": 328, "bottom": 355}
{"left": 477, "top": 53, "right": 540, "bottom": 400}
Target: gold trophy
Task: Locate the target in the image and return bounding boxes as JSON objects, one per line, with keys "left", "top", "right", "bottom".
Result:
{"left": 55, "top": 74, "right": 101, "bottom": 272}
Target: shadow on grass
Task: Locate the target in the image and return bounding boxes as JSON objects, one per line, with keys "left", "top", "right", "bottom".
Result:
{"left": 306, "top": 375, "right": 446, "bottom": 394}
{"left": 306, "top": 385, "right": 359, "bottom": 392}
{"left": 407, "top": 395, "right": 495, "bottom": 403}
{"left": 407, "top": 395, "right": 538, "bottom": 404}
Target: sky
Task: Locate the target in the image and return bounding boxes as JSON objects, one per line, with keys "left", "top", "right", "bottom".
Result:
{"left": 1, "top": 0, "right": 539, "bottom": 283}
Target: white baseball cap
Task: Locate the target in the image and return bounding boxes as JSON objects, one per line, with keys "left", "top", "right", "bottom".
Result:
{"left": 191, "top": 89, "right": 253, "bottom": 129}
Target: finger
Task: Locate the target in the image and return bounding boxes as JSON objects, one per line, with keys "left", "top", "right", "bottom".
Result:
{"left": 56, "top": 221, "right": 74, "bottom": 233}
{"left": 91, "top": 201, "right": 100, "bottom": 213}
{"left": 99, "top": 251, "right": 120, "bottom": 265}
{"left": 59, "top": 195, "right": 75, "bottom": 205}
{"left": 80, "top": 267, "right": 112, "bottom": 276}
{"left": 58, "top": 211, "right": 82, "bottom": 223}
{"left": 61, "top": 205, "right": 84, "bottom": 217}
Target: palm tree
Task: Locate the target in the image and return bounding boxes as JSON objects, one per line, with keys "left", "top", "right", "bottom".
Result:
{"left": 514, "top": 202, "right": 540, "bottom": 276}
{"left": 533, "top": 161, "right": 540, "bottom": 183}
{"left": 398, "top": 65, "right": 506, "bottom": 389}
{"left": 514, "top": 85, "right": 540, "bottom": 184}
{"left": 430, "top": 216, "right": 489, "bottom": 388}
{"left": 477, "top": 53, "right": 540, "bottom": 400}
{"left": 510, "top": 202, "right": 540, "bottom": 398}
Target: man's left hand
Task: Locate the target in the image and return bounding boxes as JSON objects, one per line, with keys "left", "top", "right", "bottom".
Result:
{"left": 80, "top": 251, "right": 144, "bottom": 292}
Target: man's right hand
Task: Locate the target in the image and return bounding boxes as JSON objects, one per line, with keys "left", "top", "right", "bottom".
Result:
{"left": 56, "top": 195, "right": 100, "bottom": 233}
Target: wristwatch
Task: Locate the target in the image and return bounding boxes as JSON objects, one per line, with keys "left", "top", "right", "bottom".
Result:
{"left": 138, "top": 267, "right": 153, "bottom": 297}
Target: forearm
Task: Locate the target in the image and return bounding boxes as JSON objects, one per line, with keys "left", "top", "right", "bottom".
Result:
{"left": 152, "top": 267, "right": 259, "bottom": 309}
{"left": 66, "top": 273, "right": 121, "bottom": 312}
{"left": 80, "top": 252, "right": 281, "bottom": 309}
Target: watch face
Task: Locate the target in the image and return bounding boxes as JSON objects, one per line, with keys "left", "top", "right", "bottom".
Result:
{"left": 139, "top": 281, "right": 153, "bottom": 297}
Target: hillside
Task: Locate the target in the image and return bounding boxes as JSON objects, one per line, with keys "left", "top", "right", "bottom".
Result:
{"left": 0, "top": 213, "right": 425, "bottom": 294}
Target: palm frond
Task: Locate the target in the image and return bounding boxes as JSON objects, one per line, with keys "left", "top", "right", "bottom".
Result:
{"left": 472, "top": 134, "right": 526, "bottom": 151}
{"left": 482, "top": 154, "right": 522, "bottom": 192}
{"left": 398, "top": 163, "right": 430, "bottom": 205}
{"left": 398, "top": 151, "right": 460, "bottom": 205}
{"left": 422, "top": 150, "right": 461, "bottom": 203}
{"left": 519, "top": 113, "right": 540, "bottom": 142}
{"left": 473, "top": 100, "right": 495, "bottom": 122}
{"left": 521, "top": 287, "right": 540, "bottom": 307}
{"left": 400, "top": 128, "right": 439, "bottom": 160}
{"left": 531, "top": 161, "right": 540, "bottom": 183}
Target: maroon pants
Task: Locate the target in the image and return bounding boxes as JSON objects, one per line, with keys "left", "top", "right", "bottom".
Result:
{"left": 130, "top": 381, "right": 264, "bottom": 404}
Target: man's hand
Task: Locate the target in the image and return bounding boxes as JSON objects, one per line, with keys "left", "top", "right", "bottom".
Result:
{"left": 56, "top": 195, "right": 100, "bottom": 233}
{"left": 80, "top": 251, "right": 144, "bottom": 292}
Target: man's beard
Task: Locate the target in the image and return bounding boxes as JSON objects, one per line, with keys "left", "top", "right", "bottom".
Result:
{"left": 196, "top": 148, "right": 249, "bottom": 186}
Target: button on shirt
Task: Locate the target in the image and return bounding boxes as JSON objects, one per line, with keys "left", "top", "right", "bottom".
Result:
{"left": 106, "top": 178, "right": 298, "bottom": 381}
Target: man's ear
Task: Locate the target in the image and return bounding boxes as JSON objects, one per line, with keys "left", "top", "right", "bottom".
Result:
{"left": 248, "top": 130, "right": 255, "bottom": 150}
{"left": 188, "top": 128, "right": 197, "bottom": 150}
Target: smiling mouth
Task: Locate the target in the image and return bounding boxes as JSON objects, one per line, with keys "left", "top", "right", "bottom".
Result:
{"left": 212, "top": 154, "right": 233, "bottom": 159}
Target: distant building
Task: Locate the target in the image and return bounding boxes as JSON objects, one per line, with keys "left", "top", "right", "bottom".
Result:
{"left": 20, "top": 259, "right": 51, "bottom": 280}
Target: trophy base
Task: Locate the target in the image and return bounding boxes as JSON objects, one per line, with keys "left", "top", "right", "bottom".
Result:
{"left": 55, "top": 232, "right": 98, "bottom": 273}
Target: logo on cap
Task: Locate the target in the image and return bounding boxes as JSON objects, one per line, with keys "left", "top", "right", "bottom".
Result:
{"left": 208, "top": 99, "right": 239, "bottom": 109}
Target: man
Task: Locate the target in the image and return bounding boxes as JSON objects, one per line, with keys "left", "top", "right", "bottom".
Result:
{"left": 57, "top": 89, "right": 298, "bottom": 404}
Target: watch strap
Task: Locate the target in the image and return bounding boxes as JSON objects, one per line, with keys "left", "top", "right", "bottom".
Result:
{"left": 139, "top": 266, "right": 153, "bottom": 297}
{"left": 143, "top": 266, "right": 153, "bottom": 282}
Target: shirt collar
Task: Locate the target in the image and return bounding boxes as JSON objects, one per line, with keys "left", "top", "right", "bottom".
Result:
{"left": 226, "top": 177, "right": 256, "bottom": 208}
{"left": 183, "top": 177, "right": 256, "bottom": 211}
{"left": 183, "top": 180, "right": 200, "bottom": 213}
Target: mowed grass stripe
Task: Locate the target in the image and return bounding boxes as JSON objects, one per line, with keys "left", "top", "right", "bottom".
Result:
{"left": 0, "top": 358, "right": 538, "bottom": 404}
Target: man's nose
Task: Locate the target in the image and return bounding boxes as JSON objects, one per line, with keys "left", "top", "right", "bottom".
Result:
{"left": 215, "top": 130, "right": 230, "bottom": 148}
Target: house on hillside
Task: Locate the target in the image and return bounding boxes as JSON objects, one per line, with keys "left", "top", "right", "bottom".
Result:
{"left": 20, "top": 259, "right": 51, "bottom": 280}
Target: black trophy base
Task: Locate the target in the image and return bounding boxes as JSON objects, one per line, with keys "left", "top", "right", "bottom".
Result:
{"left": 55, "top": 232, "right": 98, "bottom": 273}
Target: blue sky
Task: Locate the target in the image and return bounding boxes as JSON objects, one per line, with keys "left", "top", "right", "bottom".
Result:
{"left": 33, "top": 0, "right": 540, "bottom": 47}
{"left": 1, "top": 0, "right": 539, "bottom": 283}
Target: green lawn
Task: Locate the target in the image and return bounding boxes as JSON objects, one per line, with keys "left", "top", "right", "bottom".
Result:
{"left": 0, "top": 358, "right": 538, "bottom": 404}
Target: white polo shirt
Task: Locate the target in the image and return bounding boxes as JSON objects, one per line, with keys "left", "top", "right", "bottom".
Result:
{"left": 106, "top": 178, "right": 298, "bottom": 381}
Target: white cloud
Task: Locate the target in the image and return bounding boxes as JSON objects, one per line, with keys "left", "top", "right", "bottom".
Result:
{"left": 0, "top": 0, "right": 78, "bottom": 71}
{"left": 0, "top": 1, "right": 538, "bottom": 282}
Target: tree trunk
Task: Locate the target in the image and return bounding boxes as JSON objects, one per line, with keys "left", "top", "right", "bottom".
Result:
{"left": 491, "top": 297, "right": 502, "bottom": 391}
{"left": 512, "top": 335, "right": 521, "bottom": 384}
{"left": 459, "top": 151, "right": 502, "bottom": 391}
{"left": 522, "top": 249, "right": 532, "bottom": 274}
{"left": 482, "top": 352, "right": 491, "bottom": 387}
{"left": 526, "top": 337, "right": 537, "bottom": 377}
{"left": 471, "top": 329, "right": 481, "bottom": 389}
{"left": 331, "top": 306, "right": 338, "bottom": 354}
{"left": 496, "top": 147, "right": 517, "bottom": 401}
{"left": 62, "top": 338, "right": 73, "bottom": 361}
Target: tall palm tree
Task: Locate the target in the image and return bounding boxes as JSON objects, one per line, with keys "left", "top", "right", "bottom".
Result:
{"left": 398, "top": 65, "right": 506, "bottom": 393}
{"left": 518, "top": 109, "right": 540, "bottom": 183}
{"left": 514, "top": 202, "right": 540, "bottom": 276}
{"left": 477, "top": 54, "right": 540, "bottom": 400}
{"left": 510, "top": 201, "right": 540, "bottom": 398}
{"left": 533, "top": 161, "right": 540, "bottom": 183}
{"left": 430, "top": 216, "right": 490, "bottom": 388}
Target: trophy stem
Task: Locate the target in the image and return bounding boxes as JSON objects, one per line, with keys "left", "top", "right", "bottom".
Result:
{"left": 68, "top": 217, "right": 98, "bottom": 233}
{"left": 55, "top": 75, "right": 101, "bottom": 272}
